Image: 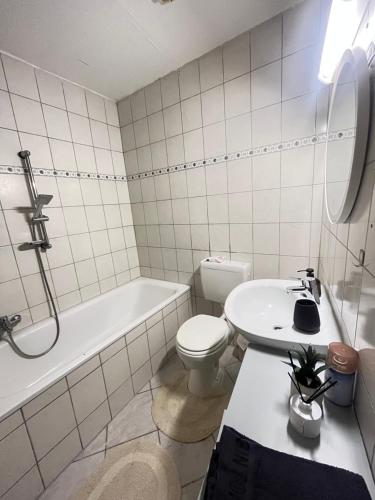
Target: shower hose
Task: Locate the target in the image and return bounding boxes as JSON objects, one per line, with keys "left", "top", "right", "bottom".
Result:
{"left": 5, "top": 226, "right": 60, "bottom": 359}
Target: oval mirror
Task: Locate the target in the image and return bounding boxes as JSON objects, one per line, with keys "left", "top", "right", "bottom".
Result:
{"left": 325, "top": 47, "right": 370, "bottom": 223}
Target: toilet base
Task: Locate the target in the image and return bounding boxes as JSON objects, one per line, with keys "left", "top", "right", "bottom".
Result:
{"left": 187, "top": 363, "right": 225, "bottom": 397}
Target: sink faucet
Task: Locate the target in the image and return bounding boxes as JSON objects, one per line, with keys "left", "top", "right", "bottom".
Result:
{"left": 297, "top": 268, "right": 321, "bottom": 305}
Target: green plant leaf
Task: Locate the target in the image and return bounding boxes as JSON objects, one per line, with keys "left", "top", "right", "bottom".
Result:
{"left": 314, "top": 364, "right": 328, "bottom": 375}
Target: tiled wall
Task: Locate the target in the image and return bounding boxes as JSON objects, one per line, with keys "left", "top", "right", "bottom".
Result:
{"left": 118, "top": 0, "right": 330, "bottom": 314}
{"left": 0, "top": 290, "right": 191, "bottom": 498}
{"left": 319, "top": 0, "right": 375, "bottom": 477}
{"left": 0, "top": 53, "right": 140, "bottom": 329}
{"left": 320, "top": 0, "right": 375, "bottom": 475}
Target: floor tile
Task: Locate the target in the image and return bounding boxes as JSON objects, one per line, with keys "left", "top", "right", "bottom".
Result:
{"left": 75, "top": 429, "right": 106, "bottom": 461}
{"left": 138, "top": 381, "right": 151, "bottom": 393}
{"left": 106, "top": 390, "right": 157, "bottom": 448}
{"left": 150, "top": 354, "right": 186, "bottom": 389}
{"left": 40, "top": 452, "right": 104, "bottom": 500}
{"left": 182, "top": 477, "right": 205, "bottom": 499}
{"left": 106, "top": 430, "right": 159, "bottom": 456}
{"left": 159, "top": 431, "right": 214, "bottom": 486}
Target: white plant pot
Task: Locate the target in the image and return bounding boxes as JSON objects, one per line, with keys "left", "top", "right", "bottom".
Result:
{"left": 290, "top": 374, "right": 324, "bottom": 407}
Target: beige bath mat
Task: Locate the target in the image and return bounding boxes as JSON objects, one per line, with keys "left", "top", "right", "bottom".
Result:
{"left": 74, "top": 441, "right": 180, "bottom": 500}
{"left": 151, "top": 374, "right": 230, "bottom": 443}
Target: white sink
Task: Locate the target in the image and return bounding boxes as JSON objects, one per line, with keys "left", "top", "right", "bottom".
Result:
{"left": 224, "top": 279, "right": 343, "bottom": 354}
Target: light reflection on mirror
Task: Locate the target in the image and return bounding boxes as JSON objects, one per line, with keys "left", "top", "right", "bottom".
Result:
{"left": 326, "top": 61, "right": 357, "bottom": 222}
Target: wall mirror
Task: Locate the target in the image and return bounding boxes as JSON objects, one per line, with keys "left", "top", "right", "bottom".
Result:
{"left": 325, "top": 47, "right": 370, "bottom": 223}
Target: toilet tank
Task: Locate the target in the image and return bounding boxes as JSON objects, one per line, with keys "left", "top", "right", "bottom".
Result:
{"left": 200, "top": 257, "right": 251, "bottom": 304}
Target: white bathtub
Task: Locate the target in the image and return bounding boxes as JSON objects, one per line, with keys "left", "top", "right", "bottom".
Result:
{"left": 0, "top": 277, "right": 189, "bottom": 420}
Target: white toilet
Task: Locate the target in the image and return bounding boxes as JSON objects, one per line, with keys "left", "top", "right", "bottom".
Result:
{"left": 176, "top": 258, "right": 251, "bottom": 397}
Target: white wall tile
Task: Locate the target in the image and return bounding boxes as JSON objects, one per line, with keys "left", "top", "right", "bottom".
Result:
{"left": 63, "top": 82, "right": 88, "bottom": 116}
{"left": 179, "top": 61, "right": 200, "bottom": 100}
{"left": 226, "top": 112, "right": 251, "bottom": 153}
{"left": 161, "top": 72, "right": 180, "bottom": 108}
{"left": 282, "top": 0, "right": 320, "bottom": 56}
{"left": 199, "top": 48, "right": 223, "bottom": 92}
{"left": 253, "top": 189, "right": 279, "bottom": 223}
{"left": 201, "top": 85, "right": 225, "bottom": 126}
{"left": 280, "top": 185, "right": 312, "bottom": 222}
{"left": 224, "top": 73, "right": 250, "bottom": 119}
{"left": 90, "top": 120, "right": 110, "bottom": 149}
{"left": 282, "top": 93, "right": 316, "bottom": 141}
{"left": 252, "top": 103, "right": 281, "bottom": 147}
{"left": 105, "top": 99, "right": 120, "bottom": 126}
{"left": 145, "top": 80, "right": 162, "bottom": 115}
{"left": 223, "top": 32, "right": 250, "bottom": 81}
{"left": 131, "top": 90, "right": 147, "bottom": 121}
{"left": 282, "top": 47, "right": 319, "bottom": 101}
{"left": 181, "top": 95, "right": 202, "bottom": 132}
{"left": 0, "top": 57, "right": 7, "bottom": 90}
{"left": 43, "top": 105, "right": 71, "bottom": 141}
{"left": 253, "top": 223, "right": 279, "bottom": 254}
{"left": 228, "top": 192, "right": 252, "bottom": 223}
{"left": 166, "top": 134, "right": 185, "bottom": 166}
{"left": 184, "top": 128, "right": 204, "bottom": 162}
{"left": 69, "top": 113, "right": 92, "bottom": 145}
{"left": 281, "top": 146, "right": 314, "bottom": 187}
{"left": 117, "top": 97, "right": 132, "bottom": 126}
{"left": 207, "top": 194, "right": 228, "bottom": 223}
{"left": 0, "top": 128, "right": 21, "bottom": 166}
{"left": 11, "top": 94, "right": 46, "bottom": 135}
{"left": 209, "top": 224, "right": 229, "bottom": 251}
{"left": 252, "top": 152, "right": 280, "bottom": 190}
{"left": 280, "top": 222, "right": 310, "bottom": 256}
{"left": 148, "top": 112, "right": 165, "bottom": 143}
{"left": 250, "top": 15, "right": 282, "bottom": 70}
{"left": 0, "top": 90, "right": 16, "bottom": 129}
{"left": 134, "top": 118, "right": 149, "bottom": 148}
{"left": 86, "top": 92, "right": 106, "bottom": 122}
{"left": 227, "top": 158, "right": 251, "bottom": 193}
{"left": 251, "top": 61, "right": 281, "bottom": 110}
{"left": 151, "top": 140, "right": 168, "bottom": 170}
{"left": 0, "top": 425, "right": 36, "bottom": 496}
{"left": 2, "top": 55, "right": 39, "bottom": 100}
{"left": 203, "top": 121, "right": 226, "bottom": 157}
{"left": 50, "top": 138, "right": 77, "bottom": 171}
{"left": 36, "top": 71, "right": 65, "bottom": 109}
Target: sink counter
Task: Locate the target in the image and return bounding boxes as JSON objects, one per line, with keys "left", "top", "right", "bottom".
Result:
{"left": 215, "top": 345, "right": 375, "bottom": 497}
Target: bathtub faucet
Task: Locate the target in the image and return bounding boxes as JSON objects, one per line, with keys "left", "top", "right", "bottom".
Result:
{"left": 0, "top": 314, "right": 22, "bottom": 339}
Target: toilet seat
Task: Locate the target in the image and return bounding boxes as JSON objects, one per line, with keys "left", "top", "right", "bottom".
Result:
{"left": 176, "top": 314, "right": 230, "bottom": 355}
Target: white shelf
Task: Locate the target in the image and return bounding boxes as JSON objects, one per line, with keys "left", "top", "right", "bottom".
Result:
{"left": 211, "top": 345, "right": 375, "bottom": 498}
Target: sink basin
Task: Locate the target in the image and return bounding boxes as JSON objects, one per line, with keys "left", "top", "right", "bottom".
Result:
{"left": 224, "top": 279, "right": 343, "bottom": 354}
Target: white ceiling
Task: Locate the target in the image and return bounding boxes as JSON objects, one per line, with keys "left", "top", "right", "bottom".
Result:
{"left": 0, "top": 0, "right": 301, "bottom": 101}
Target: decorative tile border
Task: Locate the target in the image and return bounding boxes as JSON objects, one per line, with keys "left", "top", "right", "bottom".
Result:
{"left": 127, "top": 131, "right": 329, "bottom": 181}
{"left": 0, "top": 128, "right": 354, "bottom": 183}
{"left": 0, "top": 165, "right": 127, "bottom": 182}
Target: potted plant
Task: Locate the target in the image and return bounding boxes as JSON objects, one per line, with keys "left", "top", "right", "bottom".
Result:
{"left": 284, "top": 345, "right": 327, "bottom": 406}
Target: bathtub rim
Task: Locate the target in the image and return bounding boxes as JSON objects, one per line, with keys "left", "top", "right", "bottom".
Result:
{"left": 0, "top": 277, "right": 190, "bottom": 421}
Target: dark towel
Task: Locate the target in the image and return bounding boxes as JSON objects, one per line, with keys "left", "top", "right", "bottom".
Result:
{"left": 204, "top": 426, "right": 371, "bottom": 500}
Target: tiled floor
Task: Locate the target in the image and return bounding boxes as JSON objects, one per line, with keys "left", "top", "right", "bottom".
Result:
{"left": 40, "top": 346, "right": 241, "bottom": 500}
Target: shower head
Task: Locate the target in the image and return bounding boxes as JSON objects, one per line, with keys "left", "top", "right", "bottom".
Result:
{"left": 34, "top": 194, "right": 53, "bottom": 217}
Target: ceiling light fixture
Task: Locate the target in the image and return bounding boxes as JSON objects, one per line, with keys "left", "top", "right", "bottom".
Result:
{"left": 318, "top": 0, "right": 361, "bottom": 84}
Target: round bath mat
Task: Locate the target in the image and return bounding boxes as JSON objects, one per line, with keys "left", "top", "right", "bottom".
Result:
{"left": 151, "top": 374, "right": 230, "bottom": 443}
{"left": 75, "top": 441, "right": 180, "bottom": 500}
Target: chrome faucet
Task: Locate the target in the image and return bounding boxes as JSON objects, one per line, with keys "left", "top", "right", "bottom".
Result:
{"left": 297, "top": 268, "right": 321, "bottom": 305}
{"left": 0, "top": 314, "right": 22, "bottom": 339}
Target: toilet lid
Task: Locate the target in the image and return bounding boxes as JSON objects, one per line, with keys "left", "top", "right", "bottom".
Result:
{"left": 177, "top": 315, "right": 229, "bottom": 352}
